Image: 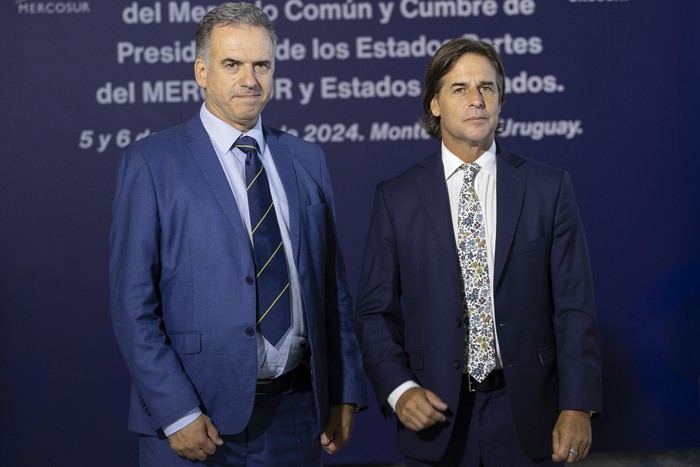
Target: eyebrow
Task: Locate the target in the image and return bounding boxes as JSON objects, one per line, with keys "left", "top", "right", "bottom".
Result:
{"left": 220, "top": 58, "right": 273, "bottom": 67}
{"left": 450, "top": 80, "right": 495, "bottom": 88}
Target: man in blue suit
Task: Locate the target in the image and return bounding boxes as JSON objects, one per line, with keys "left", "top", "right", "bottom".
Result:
{"left": 109, "top": 3, "right": 366, "bottom": 465}
{"left": 353, "top": 39, "right": 602, "bottom": 466}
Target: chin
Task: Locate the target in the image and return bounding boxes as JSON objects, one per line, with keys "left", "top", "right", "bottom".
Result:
{"left": 463, "top": 132, "right": 490, "bottom": 143}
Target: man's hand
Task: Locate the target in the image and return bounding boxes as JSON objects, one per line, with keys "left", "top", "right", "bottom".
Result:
{"left": 320, "top": 404, "right": 356, "bottom": 454}
{"left": 395, "top": 387, "right": 448, "bottom": 432}
{"left": 552, "top": 410, "right": 592, "bottom": 463}
{"left": 168, "top": 414, "right": 224, "bottom": 461}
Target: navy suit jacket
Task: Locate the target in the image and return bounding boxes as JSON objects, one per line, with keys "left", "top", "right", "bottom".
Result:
{"left": 354, "top": 143, "right": 602, "bottom": 460}
{"left": 110, "top": 114, "right": 366, "bottom": 436}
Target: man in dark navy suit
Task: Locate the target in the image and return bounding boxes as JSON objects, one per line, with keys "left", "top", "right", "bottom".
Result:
{"left": 354, "top": 38, "right": 602, "bottom": 466}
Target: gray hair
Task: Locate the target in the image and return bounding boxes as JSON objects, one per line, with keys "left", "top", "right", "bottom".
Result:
{"left": 196, "top": 2, "right": 277, "bottom": 65}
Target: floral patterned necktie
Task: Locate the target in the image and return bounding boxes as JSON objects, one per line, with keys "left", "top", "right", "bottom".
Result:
{"left": 457, "top": 163, "right": 496, "bottom": 382}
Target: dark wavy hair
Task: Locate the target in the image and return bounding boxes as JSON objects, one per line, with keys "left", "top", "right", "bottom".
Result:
{"left": 196, "top": 2, "right": 277, "bottom": 66}
{"left": 420, "top": 38, "right": 506, "bottom": 139}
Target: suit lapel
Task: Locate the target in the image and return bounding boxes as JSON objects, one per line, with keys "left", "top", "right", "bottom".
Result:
{"left": 494, "top": 144, "right": 527, "bottom": 290}
{"left": 186, "top": 116, "right": 249, "bottom": 240}
{"left": 415, "top": 152, "right": 461, "bottom": 273}
{"left": 264, "top": 127, "right": 302, "bottom": 265}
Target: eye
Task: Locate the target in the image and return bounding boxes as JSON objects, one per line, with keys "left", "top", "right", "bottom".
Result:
{"left": 479, "top": 85, "right": 494, "bottom": 93}
{"left": 255, "top": 62, "right": 272, "bottom": 73}
{"left": 224, "top": 61, "right": 241, "bottom": 71}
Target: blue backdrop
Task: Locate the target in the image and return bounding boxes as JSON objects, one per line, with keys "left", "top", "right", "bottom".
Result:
{"left": 1, "top": 1, "right": 698, "bottom": 465}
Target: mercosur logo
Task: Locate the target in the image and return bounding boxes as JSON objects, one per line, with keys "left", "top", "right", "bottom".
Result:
{"left": 16, "top": 0, "right": 91, "bottom": 15}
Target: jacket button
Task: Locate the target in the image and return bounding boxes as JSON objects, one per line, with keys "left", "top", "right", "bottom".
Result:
{"left": 245, "top": 276, "right": 254, "bottom": 285}
{"left": 456, "top": 318, "right": 462, "bottom": 327}
{"left": 245, "top": 327, "right": 255, "bottom": 337}
{"left": 452, "top": 360, "right": 461, "bottom": 369}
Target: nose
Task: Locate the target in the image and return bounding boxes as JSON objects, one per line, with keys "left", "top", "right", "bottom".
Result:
{"left": 467, "top": 87, "right": 485, "bottom": 108}
{"left": 239, "top": 64, "right": 259, "bottom": 88}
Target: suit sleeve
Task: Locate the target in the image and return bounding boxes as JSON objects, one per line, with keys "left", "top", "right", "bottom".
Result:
{"left": 353, "top": 183, "right": 417, "bottom": 413}
{"left": 317, "top": 149, "right": 368, "bottom": 408}
{"left": 550, "top": 172, "right": 603, "bottom": 414}
{"left": 109, "top": 147, "right": 201, "bottom": 432}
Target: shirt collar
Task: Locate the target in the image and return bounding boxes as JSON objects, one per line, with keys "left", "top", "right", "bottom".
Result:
{"left": 199, "top": 103, "right": 266, "bottom": 156}
{"left": 442, "top": 140, "right": 497, "bottom": 181}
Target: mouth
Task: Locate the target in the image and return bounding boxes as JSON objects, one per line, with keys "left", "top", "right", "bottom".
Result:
{"left": 465, "top": 116, "right": 491, "bottom": 126}
{"left": 233, "top": 92, "right": 262, "bottom": 99}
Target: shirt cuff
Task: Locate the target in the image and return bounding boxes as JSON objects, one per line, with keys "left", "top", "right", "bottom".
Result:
{"left": 163, "top": 408, "right": 202, "bottom": 437}
{"left": 387, "top": 380, "right": 420, "bottom": 412}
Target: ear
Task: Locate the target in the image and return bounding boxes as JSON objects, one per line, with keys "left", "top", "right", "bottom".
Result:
{"left": 430, "top": 95, "right": 440, "bottom": 118}
{"left": 194, "top": 58, "right": 207, "bottom": 89}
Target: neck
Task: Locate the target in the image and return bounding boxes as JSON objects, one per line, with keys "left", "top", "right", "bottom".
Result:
{"left": 443, "top": 139, "right": 493, "bottom": 163}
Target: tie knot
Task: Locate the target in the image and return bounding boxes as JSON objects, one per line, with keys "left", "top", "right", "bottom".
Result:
{"left": 461, "top": 163, "right": 481, "bottom": 185}
{"left": 233, "top": 135, "right": 259, "bottom": 157}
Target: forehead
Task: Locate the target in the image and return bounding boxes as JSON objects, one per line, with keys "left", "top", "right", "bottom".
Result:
{"left": 209, "top": 24, "right": 274, "bottom": 59}
{"left": 442, "top": 53, "right": 498, "bottom": 83}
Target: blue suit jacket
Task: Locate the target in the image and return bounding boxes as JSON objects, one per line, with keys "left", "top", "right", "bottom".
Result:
{"left": 110, "top": 114, "right": 366, "bottom": 436}
{"left": 353, "top": 144, "right": 602, "bottom": 460}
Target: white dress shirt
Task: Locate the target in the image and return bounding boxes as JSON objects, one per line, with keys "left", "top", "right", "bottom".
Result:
{"left": 387, "top": 141, "right": 502, "bottom": 411}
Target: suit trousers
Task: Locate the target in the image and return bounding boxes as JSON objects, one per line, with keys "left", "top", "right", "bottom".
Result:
{"left": 406, "top": 386, "right": 561, "bottom": 467}
{"left": 139, "top": 370, "right": 321, "bottom": 467}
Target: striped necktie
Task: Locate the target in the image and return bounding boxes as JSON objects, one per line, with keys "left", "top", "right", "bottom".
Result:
{"left": 234, "top": 135, "right": 290, "bottom": 346}
{"left": 457, "top": 163, "right": 496, "bottom": 382}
